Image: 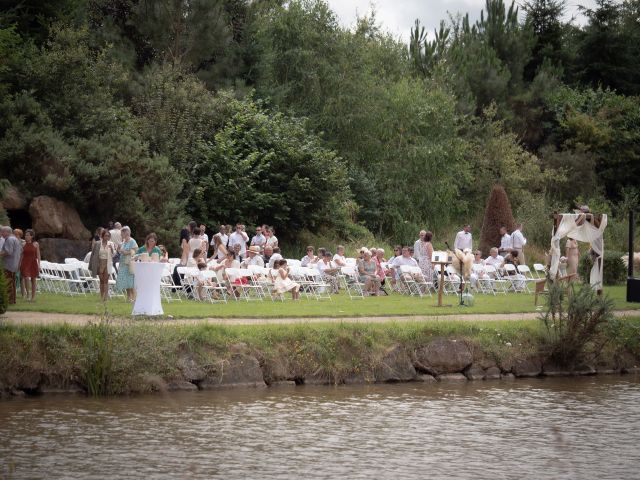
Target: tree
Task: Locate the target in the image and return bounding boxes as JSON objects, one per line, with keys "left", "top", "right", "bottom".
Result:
{"left": 479, "top": 184, "right": 516, "bottom": 256}
{"left": 522, "top": 0, "right": 567, "bottom": 81}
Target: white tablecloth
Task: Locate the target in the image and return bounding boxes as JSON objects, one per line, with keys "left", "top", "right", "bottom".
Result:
{"left": 132, "top": 262, "right": 165, "bottom": 316}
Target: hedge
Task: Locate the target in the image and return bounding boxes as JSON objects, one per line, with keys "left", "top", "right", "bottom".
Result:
{"left": 578, "top": 251, "right": 627, "bottom": 286}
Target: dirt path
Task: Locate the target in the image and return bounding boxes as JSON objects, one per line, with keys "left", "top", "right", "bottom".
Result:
{"left": 3, "top": 309, "right": 640, "bottom": 326}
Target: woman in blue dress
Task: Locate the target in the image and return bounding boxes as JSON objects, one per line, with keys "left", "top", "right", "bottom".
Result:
{"left": 115, "top": 226, "right": 138, "bottom": 301}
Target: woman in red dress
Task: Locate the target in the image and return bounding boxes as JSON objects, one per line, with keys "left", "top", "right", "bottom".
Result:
{"left": 19, "top": 229, "right": 41, "bottom": 302}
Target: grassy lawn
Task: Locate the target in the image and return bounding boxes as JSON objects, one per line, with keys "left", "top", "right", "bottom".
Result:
{"left": 6, "top": 285, "right": 638, "bottom": 319}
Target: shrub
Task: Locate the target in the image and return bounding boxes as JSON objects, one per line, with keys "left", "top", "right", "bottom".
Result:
{"left": 540, "top": 282, "right": 615, "bottom": 367}
{"left": 0, "top": 268, "right": 7, "bottom": 314}
{"left": 479, "top": 184, "right": 516, "bottom": 256}
{"left": 578, "top": 251, "right": 626, "bottom": 285}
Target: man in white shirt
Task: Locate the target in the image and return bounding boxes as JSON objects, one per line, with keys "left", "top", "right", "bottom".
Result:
{"left": 241, "top": 246, "right": 265, "bottom": 268}
{"left": 511, "top": 223, "right": 527, "bottom": 265}
{"left": 229, "top": 223, "right": 249, "bottom": 258}
{"left": 484, "top": 247, "right": 505, "bottom": 272}
{"left": 498, "top": 226, "right": 512, "bottom": 257}
{"left": 109, "top": 222, "right": 122, "bottom": 249}
{"left": 250, "top": 226, "right": 266, "bottom": 252}
{"left": 413, "top": 230, "right": 426, "bottom": 261}
{"left": 211, "top": 225, "right": 229, "bottom": 254}
{"left": 454, "top": 224, "right": 473, "bottom": 251}
{"left": 199, "top": 224, "right": 209, "bottom": 251}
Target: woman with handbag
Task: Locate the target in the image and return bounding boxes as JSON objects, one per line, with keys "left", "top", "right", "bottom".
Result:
{"left": 89, "top": 229, "right": 116, "bottom": 301}
{"left": 115, "top": 226, "right": 138, "bottom": 302}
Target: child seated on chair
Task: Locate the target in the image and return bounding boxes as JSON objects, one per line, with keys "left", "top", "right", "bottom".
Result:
{"left": 194, "top": 261, "right": 213, "bottom": 301}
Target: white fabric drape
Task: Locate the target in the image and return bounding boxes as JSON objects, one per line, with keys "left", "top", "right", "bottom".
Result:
{"left": 132, "top": 262, "right": 165, "bottom": 316}
{"left": 550, "top": 213, "right": 607, "bottom": 290}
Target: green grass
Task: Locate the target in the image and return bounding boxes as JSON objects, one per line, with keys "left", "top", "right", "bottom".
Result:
{"left": 7, "top": 285, "right": 638, "bottom": 319}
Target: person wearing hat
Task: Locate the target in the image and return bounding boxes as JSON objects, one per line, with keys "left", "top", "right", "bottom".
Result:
{"left": 241, "top": 245, "right": 265, "bottom": 268}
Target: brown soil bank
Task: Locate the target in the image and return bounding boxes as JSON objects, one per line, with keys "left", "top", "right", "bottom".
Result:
{"left": 1, "top": 319, "right": 639, "bottom": 398}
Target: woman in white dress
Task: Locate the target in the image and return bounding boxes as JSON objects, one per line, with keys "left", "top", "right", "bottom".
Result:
{"left": 418, "top": 231, "right": 434, "bottom": 282}
{"left": 272, "top": 259, "right": 300, "bottom": 299}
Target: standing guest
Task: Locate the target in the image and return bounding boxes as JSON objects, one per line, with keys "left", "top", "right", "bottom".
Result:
{"left": 0, "top": 226, "right": 22, "bottom": 304}
{"left": 263, "top": 245, "right": 274, "bottom": 265}
{"left": 19, "top": 229, "right": 40, "bottom": 302}
{"left": 199, "top": 224, "right": 209, "bottom": 252}
{"left": 89, "top": 229, "right": 115, "bottom": 302}
{"left": 418, "top": 231, "right": 434, "bottom": 282}
{"left": 333, "top": 245, "right": 347, "bottom": 267}
{"left": 565, "top": 238, "right": 579, "bottom": 276}
{"left": 211, "top": 234, "right": 228, "bottom": 262}
{"left": 92, "top": 227, "right": 104, "bottom": 245}
{"left": 498, "top": 226, "right": 512, "bottom": 257}
{"left": 116, "top": 226, "right": 138, "bottom": 302}
{"left": 136, "top": 232, "right": 162, "bottom": 261}
{"left": 413, "top": 230, "right": 426, "bottom": 261}
{"left": 109, "top": 222, "right": 123, "bottom": 268}
{"left": 268, "top": 247, "right": 283, "bottom": 269}
{"left": 301, "top": 246, "right": 317, "bottom": 267}
{"left": 241, "top": 246, "right": 265, "bottom": 268}
{"left": 189, "top": 228, "right": 203, "bottom": 259}
{"left": 13, "top": 229, "right": 25, "bottom": 297}
{"left": 454, "top": 224, "right": 473, "bottom": 251}
{"left": 357, "top": 249, "right": 382, "bottom": 296}
{"left": 180, "top": 221, "right": 196, "bottom": 265}
{"left": 210, "top": 225, "right": 229, "bottom": 256}
{"left": 272, "top": 259, "right": 300, "bottom": 300}
{"left": 264, "top": 226, "right": 278, "bottom": 248}
{"left": 229, "top": 223, "right": 249, "bottom": 259}
{"left": 511, "top": 223, "right": 527, "bottom": 265}
{"left": 187, "top": 248, "right": 204, "bottom": 267}
{"left": 250, "top": 226, "right": 267, "bottom": 252}
{"left": 110, "top": 222, "right": 123, "bottom": 250}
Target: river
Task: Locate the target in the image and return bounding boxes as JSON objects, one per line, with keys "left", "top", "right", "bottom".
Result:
{"left": 1, "top": 376, "right": 639, "bottom": 479}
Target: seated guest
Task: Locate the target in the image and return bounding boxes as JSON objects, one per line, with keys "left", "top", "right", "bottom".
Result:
{"left": 301, "top": 246, "right": 317, "bottom": 267}
{"left": 158, "top": 244, "right": 169, "bottom": 263}
{"left": 317, "top": 251, "right": 340, "bottom": 293}
{"left": 333, "top": 245, "right": 347, "bottom": 266}
{"left": 194, "top": 261, "right": 211, "bottom": 301}
{"left": 268, "top": 247, "right": 283, "bottom": 269}
{"left": 271, "top": 259, "right": 300, "bottom": 300}
{"left": 213, "top": 250, "right": 241, "bottom": 296}
{"left": 233, "top": 243, "right": 243, "bottom": 262}
{"left": 485, "top": 247, "right": 504, "bottom": 271}
{"left": 390, "top": 246, "right": 419, "bottom": 287}
{"left": 263, "top": 245, "right": 274, "bottom": 265}
{"left": 374, "top": 248, "right": 389, "bottom": 295}
{"left": 470, "top": 250, "right": 488, "bottom": 287}
{"left": 210, "top": 234, "right": 228, "bottom": 262}
{"left": 357, "top": 249, "right": 382, "bottom": 296}
{"left": 504, "top": 250, "right": 521, "bottom": 267}
{"left": 241, "top": 246, "right": 265, "bottom": 268}
{"left": 317, "top": 248, "right": 326, "bottom": 261}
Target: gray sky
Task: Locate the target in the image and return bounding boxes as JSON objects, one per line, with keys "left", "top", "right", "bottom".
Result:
{"left": 325, "top": 0, "right": 599, "bottom": 42}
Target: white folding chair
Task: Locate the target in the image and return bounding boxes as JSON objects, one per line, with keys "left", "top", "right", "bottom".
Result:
{"left": 533, "top": 263, "right": 546, "bottom": 279}
{"left": 444, "top": 265, "right": 462, "bottom": 295}
{"left": 340, "top": 266, "right": 364, "bottom": 299}
{"left": 503, "top": 264, "right": 526, "bottom": 292}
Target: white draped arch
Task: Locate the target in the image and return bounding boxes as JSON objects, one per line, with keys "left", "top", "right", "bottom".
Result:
{"left": 549, "top": 213, "right": 608, "bottom": 291}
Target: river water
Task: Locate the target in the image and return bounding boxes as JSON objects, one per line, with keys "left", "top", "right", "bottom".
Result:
{"left": 1, "top": 376, "right": 639, "bottom": 479}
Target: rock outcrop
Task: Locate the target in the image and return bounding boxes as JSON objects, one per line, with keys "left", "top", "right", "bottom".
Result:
{"left": 199, "top": 354, "right": 266, "bottom": 389}
{"left": 0, "top": 185, "right": 27, "bottom": 210}
{"left": 38, "top": 238, "right": 91, "bottom": 263}
{"left": 29, "top": 196, "right": 91, "bottom": 240}
{"left": 374, "top": 345, "right": 416, "bottom": 382}
{"left": 413, "top": 339, "right": 473, "bottom": 375}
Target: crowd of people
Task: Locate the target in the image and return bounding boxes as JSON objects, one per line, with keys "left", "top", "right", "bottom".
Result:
{"left": 0, "top": 218, "right": 536, "bottom": 303}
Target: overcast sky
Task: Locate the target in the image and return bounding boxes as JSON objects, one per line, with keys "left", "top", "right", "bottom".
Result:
{"left": 325, "top": 0, "right": 599, "bottom": 42}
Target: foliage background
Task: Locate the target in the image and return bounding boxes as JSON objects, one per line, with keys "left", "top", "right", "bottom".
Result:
{"left": 0, "top": 0, "right": 638, "bottom": 256}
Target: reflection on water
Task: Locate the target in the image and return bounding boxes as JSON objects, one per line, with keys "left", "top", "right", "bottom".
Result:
{"left": 1, "top": 376, "right": 639, "bottom": 479}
